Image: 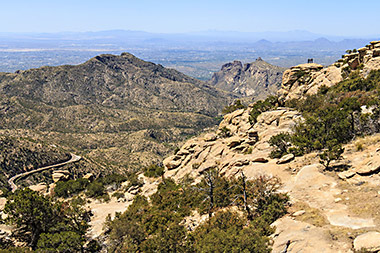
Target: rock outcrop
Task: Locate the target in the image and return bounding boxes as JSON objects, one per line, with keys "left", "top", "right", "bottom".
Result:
{"left": 353, "top": 232, "right": 380, "bottom": 252}
{"left": 278, "top": 63, "right": 342, "bottom": 101}
{"left": 162, "top": 44, "right": 380, "bottom": 249}
{"left": 164, "top": 106, "right": 301, "bottom": 181}
{"left": 209, "top": 58, "right": 285, "bottom": 99}
{"left": 337, "top": 40, "right": 380, "bottom": 77}
{"left": 278, "top": 40, "right": 380, "bottom": 102}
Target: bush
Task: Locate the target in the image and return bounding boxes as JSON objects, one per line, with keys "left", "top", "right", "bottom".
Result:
{"left": 222, "top": 100, "right": 246, "bottom": 114}
{"left": 86, "top": 181, "right": 105, "bottom": 198}
{"left": 269, "top": 133, "right": 291, "bottom": 158}
{"left": 54, "top": 178, "right": 89, "bottom": 198}
{"left": 3, "top": 189, "right": 90, "bottom": 250}
{"left": 126, "top": 173, "right": 143, "bottom": 189}
{"left": 249, "top": 96, "right": 278, "bottom": 124}
{"left": 99, "top": 174, "right": 127, "bottom": 187}
{"left": 319, "top": 141, "right": 344, "bottom": 170}
{"left": 279, "top": 69, "right": 380, "bottom": 159}
{"left": 105, "top": 173, "right": 289, "bottom": 253}
{"left": 143, "top": 164, "right": 165, "bottom": 178}
{"left": 191, "top": 211, "right": 271, "bottom": 253}
{"left": 218, "top": 126, "right": 231, "bottom": 138}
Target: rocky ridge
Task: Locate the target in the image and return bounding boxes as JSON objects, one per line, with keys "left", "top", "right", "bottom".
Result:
{"left": 162, "top": 40, "right": 380, "bottom": 252}
{"left": 163, "top": 104, "right": 380, "bottom": 252}
{"left": 209, "top": 58, "right": 285, "bottom": 99}
{"left": 0, "top": 52, "right": 233, "bottom": 116}
{"left": 164, "top": 107, "right": 301, "bottom": 181}
{"left": 278, "top": 40, "right": 380, "bottom": 102}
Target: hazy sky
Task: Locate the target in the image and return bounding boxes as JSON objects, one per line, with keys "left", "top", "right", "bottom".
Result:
{"left": 1, "top": 0, "right": 379, "bottom": 36}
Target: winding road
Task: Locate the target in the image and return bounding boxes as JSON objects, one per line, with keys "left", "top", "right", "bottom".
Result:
{"left": 8, "top": 153, "right": 81, "bottom": 192}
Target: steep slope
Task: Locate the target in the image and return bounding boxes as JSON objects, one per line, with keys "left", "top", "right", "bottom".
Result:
{"left": 0, "top": 136, "right": 69, "bottom": 188}
{"left": 0, "top": 53, "right": 235, "bottom": 171}
{"left": 161, "top": 40, "right": 380, "bottom": 252}
{"left": 209, "top": 58, "right": 285, "bottom": 99}
{"left": 162, "top": 104, "right": 379, "bottom": 252}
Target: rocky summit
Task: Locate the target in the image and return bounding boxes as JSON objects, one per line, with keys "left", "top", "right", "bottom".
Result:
{"left": 209, "top": 58, "right": 285, "bottom": 99}
{"left": 0, "top": 52, "right": 232, "bottom": 115}
{"left": 278, "top": 40, "right": 380, "bottom": 102}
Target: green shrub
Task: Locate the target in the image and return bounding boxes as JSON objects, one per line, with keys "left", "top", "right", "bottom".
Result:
{"left": 218, "top": 126, "right": 231, "bottom": 138}
{"left": 143, "top": 164, "right": 165, "bottom": 178}
{"left": 4, "top": 189, "right": 90, "bottom": 250}
{"left": 319, "top": 141, "right": 344, "bottom": 170}
{"left": 268, "top": 133, "right": 291, "bottom": 158}
{"left": 126, "top": 173, "right": 143, "bottom": 189}
{"left": 280, "top": 69, "right": 380, "bottom": 159}
{"left": 249, "top": 96, "right": 278, "bottom": 124}
{"left": 222, "top": 99, "right": 246, "bottom": 114}
{"left": 355, "top": 142, "right": 364, "bottom": 151}
{"left": 105, "top": 173, "right": 288, "bottom": 253}
{"left": 86, "top": 181, "right": 105, "bottom": 198}
{"left": 191, "top": 211, "right": 271, "bottom": 253}
{"left": 112, "top": 192, "right": 125, "bottom": 199}
{"left": 100, "top": 174, "right": 127, "bottom": 185}
{"left": 54, "top": 178, "right": 89, "bottom": 198}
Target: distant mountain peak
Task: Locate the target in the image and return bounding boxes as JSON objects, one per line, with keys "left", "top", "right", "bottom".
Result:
{"left": 209, "top": 59, "right": 286, "bottom": 98}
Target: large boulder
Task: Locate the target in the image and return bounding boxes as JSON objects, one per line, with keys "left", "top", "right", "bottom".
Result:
{"left": 354, "top": 232, "right": 380, "bottom": 252}
{"left": 52, "top": 172, "right": 69, "bottom": 183}
{"left": 256, "top": 109, "right": 287, "bottom": 125}
{"left": 281, "top": 63, "right": 323, "bottom": 90}
{"left": 163, "top": 156, "right": 182, "bottom": 170}
{"left": 356, "top": 154, "right": 380, "bottom": 176}
{"left": 272, "top": 217, "right": 351, "bottom": 253}
{"left": 277, "top": 154, "right": 295, "bottom": 164}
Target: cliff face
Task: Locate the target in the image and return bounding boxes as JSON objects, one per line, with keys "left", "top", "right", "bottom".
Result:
{"left": 209, "top": 58, "right": 285, "bottom": 99}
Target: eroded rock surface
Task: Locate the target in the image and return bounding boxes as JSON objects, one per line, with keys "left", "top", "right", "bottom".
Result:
{"left": 278, "top": 40, "right": 380, "bottom": 102}
{"left": 354, "top": 231, "right": 380, "bottom": 252}
{"left": 209, "top": 58, "right": 285, "bottom": 99}
{"left": 164, "top": 106, "right": 301, "bottom": 181}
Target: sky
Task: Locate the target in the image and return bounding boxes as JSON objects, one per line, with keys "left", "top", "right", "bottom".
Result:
{"left": 0, "top": 0, "right": 379, "bottom": 36}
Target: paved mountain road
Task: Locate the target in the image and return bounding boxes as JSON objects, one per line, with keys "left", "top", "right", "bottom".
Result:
{"left": 8, "top": 153, "right": 81, "bottom": 192}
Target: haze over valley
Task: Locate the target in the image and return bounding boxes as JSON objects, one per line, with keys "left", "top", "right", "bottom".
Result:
{"left": 1, "top": 0, "right": 380, "bottom": 252}
{"left": 0, "top": 30, "right": 375, "bottom": 80}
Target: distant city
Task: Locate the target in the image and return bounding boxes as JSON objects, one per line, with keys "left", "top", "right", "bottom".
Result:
{"left": 0, "top": 30, "right": 376, "bottom": 80}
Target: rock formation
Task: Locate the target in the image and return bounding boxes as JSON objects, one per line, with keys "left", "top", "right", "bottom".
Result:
{"left": 163, "top": 40, "right": 380, "bottom": 252}
{"left": 278, "top": 40, "right": 380, "bottom": 102}
{"left": 164, "top": 106, "right": 301, "bottom": 181}
{"left": 209, "top": 58, "right": 285, "bottom": 99}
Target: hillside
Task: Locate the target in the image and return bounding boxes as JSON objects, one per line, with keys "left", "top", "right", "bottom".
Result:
{"left": 161, "top": 40, "right": 380, "bottom": 252}
{"left": 209, "top": 58, "right": 285, "bottom": 99}
{"left": 0, "top": 53, "right": 235, "bottom": 171}
{"left": 0, "top": 136, "right": 70, "bottom": 189}
{"left": 2, "top": 41, "right": 380, "bottom": 252}
{"left": 0, "top": 53, "right": 230, "bottom": 115}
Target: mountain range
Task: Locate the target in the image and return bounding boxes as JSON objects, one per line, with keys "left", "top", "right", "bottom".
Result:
{"left": 0, "top": 53, "right": 236, "bottom": 175}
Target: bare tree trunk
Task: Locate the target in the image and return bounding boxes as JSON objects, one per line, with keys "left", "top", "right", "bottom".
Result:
{"left": 240, "top": 171, "right": 252, "bottom": 220}
{"left": 206, "top": 172, "right": 214, "bottom": 219}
